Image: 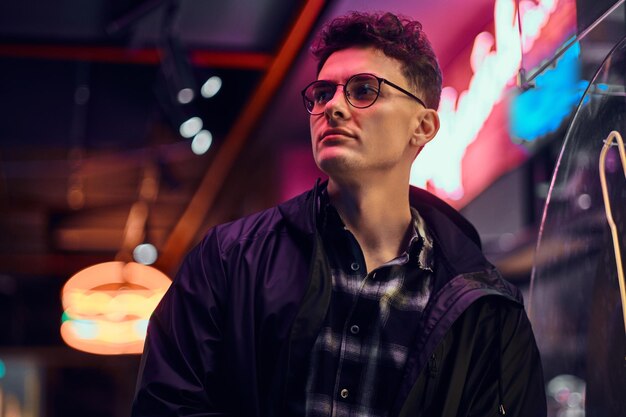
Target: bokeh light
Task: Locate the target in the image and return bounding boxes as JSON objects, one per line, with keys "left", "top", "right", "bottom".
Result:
{"left": 179, "top": 116, "right": 203, "bottom": 138}
{"left": 201, "top": 76, "right": 222, "bottom": 98}
{"left": 191, "top": 130, "right": 213, "bottom": 155}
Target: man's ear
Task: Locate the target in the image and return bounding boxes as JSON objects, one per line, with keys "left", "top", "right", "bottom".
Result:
{"left": 410, "top": 109, "right": 440, "bottom": 147}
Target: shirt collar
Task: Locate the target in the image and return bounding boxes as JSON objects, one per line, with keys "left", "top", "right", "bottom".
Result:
{"left": 409, "top": 207, "right": 434, "bottom": 272}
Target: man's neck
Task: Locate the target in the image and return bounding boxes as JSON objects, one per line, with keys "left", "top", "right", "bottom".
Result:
{"left": 327, "top": 177, "right": 413, "bottom": 272}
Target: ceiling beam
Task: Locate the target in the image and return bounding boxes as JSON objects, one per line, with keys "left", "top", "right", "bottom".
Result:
{"left": 0, "top": 44, "right": 272, "bottom": 70}
{"left": 155, "top": 0, "right": 328, "bottom": 273}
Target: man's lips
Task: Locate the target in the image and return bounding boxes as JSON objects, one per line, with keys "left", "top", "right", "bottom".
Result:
{"left": 320, "top": 129, "right": 355, "bottom": 142}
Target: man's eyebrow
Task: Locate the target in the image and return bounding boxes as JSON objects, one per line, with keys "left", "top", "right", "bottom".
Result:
{"left": 315, "top": 75, "right": 342, "bottom": 82}
{"left": 316, "top": 73, "right": 383, "bottom": 83}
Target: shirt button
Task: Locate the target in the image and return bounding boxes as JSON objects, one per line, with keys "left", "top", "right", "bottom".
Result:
{"left": 350, "top": 262, "right": 360, "bottom": 271}
{"left": 340, "top": 388, "right": 349, "bottom": 399}
{"left": 350, "top": 325, "right": 360, "bottom": 335}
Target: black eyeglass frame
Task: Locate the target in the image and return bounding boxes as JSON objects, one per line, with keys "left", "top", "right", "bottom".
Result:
{"left": 300, "top": 72, "right": 427, "bottom": 115}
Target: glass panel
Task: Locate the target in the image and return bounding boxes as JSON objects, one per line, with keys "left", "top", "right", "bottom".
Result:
{"left": 529, "top": 35, "right": 626, "bottom": 416}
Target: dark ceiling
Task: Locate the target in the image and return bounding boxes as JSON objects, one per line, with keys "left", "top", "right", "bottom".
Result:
{"left": 0, "top": 0, "right": 319, "bottom": 278}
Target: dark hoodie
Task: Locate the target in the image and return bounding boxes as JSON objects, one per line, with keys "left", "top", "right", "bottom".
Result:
{"left": 132, "top": 181, "right": 546, "bottom": 417}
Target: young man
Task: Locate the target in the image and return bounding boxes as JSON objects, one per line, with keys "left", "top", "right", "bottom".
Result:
{"left": 132, "top": 11, "right": 546, "bottom": 417}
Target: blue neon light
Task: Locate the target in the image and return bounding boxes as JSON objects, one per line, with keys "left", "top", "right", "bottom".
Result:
{"left": 510, "top": 41, "right": 588, "bottom": 141}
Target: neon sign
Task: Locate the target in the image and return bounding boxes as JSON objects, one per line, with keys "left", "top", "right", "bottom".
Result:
{"left": 411, "top": 0, "right": 562, "bottom": 199}
{"left": 61, "top": 262, "right": 171, "bottom": 355}
{"left": 510, "top": 41, "right": 586, "bottom": 141}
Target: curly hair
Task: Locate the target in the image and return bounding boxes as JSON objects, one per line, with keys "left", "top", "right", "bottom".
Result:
{"left": 311, "top": 11, "right": 442, "bottom": 110}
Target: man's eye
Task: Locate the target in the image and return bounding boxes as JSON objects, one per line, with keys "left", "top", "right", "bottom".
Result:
{"left": 313, "top": 89, "right": 333, "bottom": 103}
{"left": 350, "top": 83, "right": 378, "bottom": 100}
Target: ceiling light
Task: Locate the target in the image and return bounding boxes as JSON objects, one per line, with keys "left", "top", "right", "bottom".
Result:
{"left": 177, "top": 87, "right": 195, "bottom": 104}
{"left": 161, "top": 36, "right": 197, "bottom": 106}
{"left": 179, "top": 116, "right": 203, "bottom": 138}
{"left": 133, "top": 243, "right": 158, "bottom": 265}
{"left": 201, "top": 76, "right": 222, "bottom": 98}
{"left": 191, "top": 130, "right": 213, "bottom": 155}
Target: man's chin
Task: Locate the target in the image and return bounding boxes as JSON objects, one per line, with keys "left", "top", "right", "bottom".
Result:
{"left": 315, "top": 154, "right": 359, "bottom": 179}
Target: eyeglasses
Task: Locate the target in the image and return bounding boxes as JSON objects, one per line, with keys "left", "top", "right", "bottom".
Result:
{"left": 301, "top": 72, "right": 426, "bottom": 115}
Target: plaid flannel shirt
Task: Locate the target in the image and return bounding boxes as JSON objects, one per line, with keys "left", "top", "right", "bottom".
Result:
{"left": 304, "top": 202, "right": 435, "bottom": 417}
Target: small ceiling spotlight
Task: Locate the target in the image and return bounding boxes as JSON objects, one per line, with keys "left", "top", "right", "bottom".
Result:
{"left": 133, "top": 243, "right": 158, "bottom": 265}
{"left": 177, "top": 87, "right": 195, "bottom": 104}
{"left": 161, "top": 36, "right": 197, "bottom": 105}
{"left": 201, "top": 76, "right": 223, "bottom": 99}
{"left": 179, "top": 116, "right": 203, "bottom": 138}
{"left": 191, "top": 130, "right": 213, "bottom": 155}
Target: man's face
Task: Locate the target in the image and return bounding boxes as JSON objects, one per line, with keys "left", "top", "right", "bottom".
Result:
{"left": 309, "top": 46, "right": 433, "bottom": 182}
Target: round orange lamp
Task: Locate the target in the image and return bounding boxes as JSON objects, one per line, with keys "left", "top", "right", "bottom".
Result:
{"left": 60, "top": 261, "right": 171, "bottom": 355}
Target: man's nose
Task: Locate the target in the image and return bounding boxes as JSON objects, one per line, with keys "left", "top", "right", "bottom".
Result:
{"left": 324, "top": 85, "right": 349, "bottom": 119}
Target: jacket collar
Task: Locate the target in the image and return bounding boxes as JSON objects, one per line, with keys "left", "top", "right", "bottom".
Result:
{"left": 276, "top": 178, "right": 324, "bottom": 236}
{"left": 279, "top": 180, "right": 493, "bottom": 275}
{"left": 408, "top": 187, "right": 494, "bottom": 277}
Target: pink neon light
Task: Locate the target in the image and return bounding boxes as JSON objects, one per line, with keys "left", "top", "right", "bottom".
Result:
{"left": 411, "top": 0, "right": 565, "bottom": 200}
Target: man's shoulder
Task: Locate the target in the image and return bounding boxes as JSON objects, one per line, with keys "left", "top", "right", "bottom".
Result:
{"left": 208, "top": 186, "right": 315, "bottom": 253}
